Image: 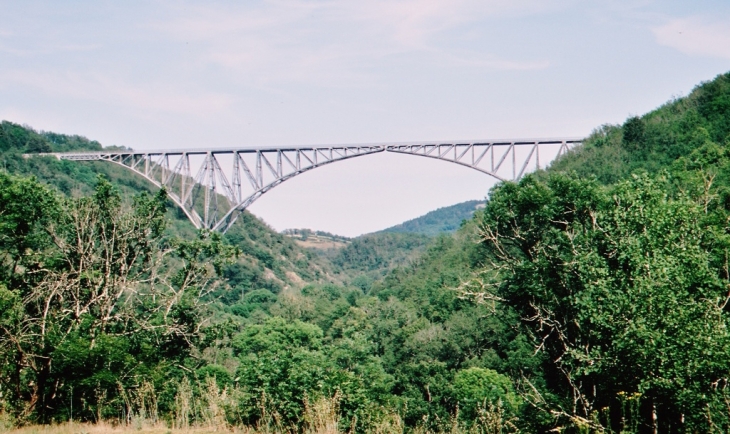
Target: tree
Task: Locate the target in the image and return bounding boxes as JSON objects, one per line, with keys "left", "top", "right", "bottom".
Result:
{"left": 24, "top": 137, "right": 51, "bottom": 153}
{"left": 232, "top": 316, "right": 391, "bottom": 430}
{"left": 622, "top": 116, "right": 646, "bottom": 151}
{"left": 232, "top": 317, "right": 334, "bottom": 424}
{"left": 452, "top": 367, "right": 521, "bottom": 422}
{"left": 0, "top": 172, "right": 58, "bottom": 283}
{"left": 0, "top": 174, "right": 235, "bottom": 422}
{"left": 478, "top": 172, "right": 730, "bottom": 432}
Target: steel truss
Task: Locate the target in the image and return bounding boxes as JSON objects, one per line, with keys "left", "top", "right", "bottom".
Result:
{"left": 37, "top": 138, "right": 581, "bottom": 232}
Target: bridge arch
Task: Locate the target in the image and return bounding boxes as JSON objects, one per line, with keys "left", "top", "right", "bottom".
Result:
{"left": 39, "top": 138, "right": 581, "bottom": 233}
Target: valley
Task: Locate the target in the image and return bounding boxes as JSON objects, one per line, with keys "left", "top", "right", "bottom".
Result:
{"left": 2, "top": 71, "right": 730, "bottom": 432}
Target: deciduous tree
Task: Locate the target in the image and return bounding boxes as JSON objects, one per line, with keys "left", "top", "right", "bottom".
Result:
{"left": 479, "top": 172, "right": 730, "bottom": 432}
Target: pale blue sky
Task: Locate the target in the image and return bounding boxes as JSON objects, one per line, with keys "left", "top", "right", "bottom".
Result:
{"left": 2, "top": 1, "right": 730, "bottom": 236}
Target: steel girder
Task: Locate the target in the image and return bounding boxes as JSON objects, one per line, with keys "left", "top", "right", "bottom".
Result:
{"left": 385, "top": 139, "right": 580, "bottom": 181}
{"left": 34, "top": 138, "right": 581, "bottom": 233}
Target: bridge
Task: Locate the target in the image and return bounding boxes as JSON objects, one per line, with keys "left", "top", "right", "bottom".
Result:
{"left": 35, "top": 138, "right": 582, "bottom": 233}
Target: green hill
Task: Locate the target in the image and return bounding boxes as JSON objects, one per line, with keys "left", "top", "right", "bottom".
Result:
{"left": 328, "top": 232, "right": 431, "bottom": 281}
{"left": 547, "top": 71, "right": 730, "bottom": 183}
{"left": 5, "top": 71, "right": 730, "bottom": 433}
{"left": 470, "top": 71, "right": 730, "bottom": 432}
{"left": 283, "top": 228, "right": 433, "bottom": 291}
{"left": 0, "top": 121, "right": 339, "bottom": 301}
{"left": 379, "top": 200, "right": 484, "bottom": 236}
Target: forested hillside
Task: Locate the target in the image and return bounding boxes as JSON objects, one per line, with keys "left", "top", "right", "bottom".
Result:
{"left": 548, "top": 72, "right": 730, "bottom": 182}
{"left": 475, "top": 71, "right": 730, "bottom": 432}
{"left": 380, "top": 200, "right": 483, "bottom": 236}
{"left": 0, "top": 121, "right": 339, "bottom": 296}
{"left": 325, "top": 232, "right": 431, "bottom": 283}
{"left": 2, "top": 71, "right": 730, "bottom": 433}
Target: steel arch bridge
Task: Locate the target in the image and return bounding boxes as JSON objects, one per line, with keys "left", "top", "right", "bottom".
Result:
{"left": 35, "top": 138, "right": 582, "bottom": 233}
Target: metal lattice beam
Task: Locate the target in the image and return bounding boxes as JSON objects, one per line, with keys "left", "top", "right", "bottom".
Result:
{"left": 30, "top": 138, "right": 582, "bottom": 233}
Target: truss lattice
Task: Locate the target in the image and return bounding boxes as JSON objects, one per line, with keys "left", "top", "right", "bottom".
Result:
{"left": 37, "top": 138, "right": 581, "bottom": 232}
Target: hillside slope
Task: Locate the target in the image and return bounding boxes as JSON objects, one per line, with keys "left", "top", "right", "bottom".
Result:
{"left": 326, "top": 232, "right": 431, "bottom": 284}
{"left": 466, "top": 71, "right": 730, "bottom": 431}
{"left": 0, "top": 121, "right": 339, "bottom": 300}
{"left": 547, "top": 71, "right": 730, "bottom": 183}
{"left": 379, "top": 200, "right": 484, "bottom": 236}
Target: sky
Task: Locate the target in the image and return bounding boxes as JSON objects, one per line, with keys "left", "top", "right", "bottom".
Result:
{"left": 2, "top": 1, "right": 730, "bottom": 236}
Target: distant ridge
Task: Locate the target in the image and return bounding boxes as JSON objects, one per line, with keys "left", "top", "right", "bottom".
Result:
{"left": 378, "top": 199, "right": 484, "bottom": 237}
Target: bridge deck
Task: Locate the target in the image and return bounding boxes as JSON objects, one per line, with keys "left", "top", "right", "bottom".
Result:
{"left": 32, "top": 137, "right": 584, "bottom": 159}
{"left": 25, "top": 137, "right": 584, "bottom": 232}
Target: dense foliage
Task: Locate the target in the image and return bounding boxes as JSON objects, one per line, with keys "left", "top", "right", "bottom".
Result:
{"left": 0, "top": 173, "right": 236, "bottom": 423}
{"left": 3, "top": 71, "right": 730, "bottom": 433}
{"left": 329, "top": 233, "right": 431, "bottom": 277}
{"left": 549, "top": 72, "right": 730, "bottom": 183}
{"left": 471, "top": 71, "right": 730, "bottom": 432}
{"left": 380, "top": 200, "right": 483, "bottom": 237}
{"left": 479, "top": 172, "right": 730, "bottom": 431}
